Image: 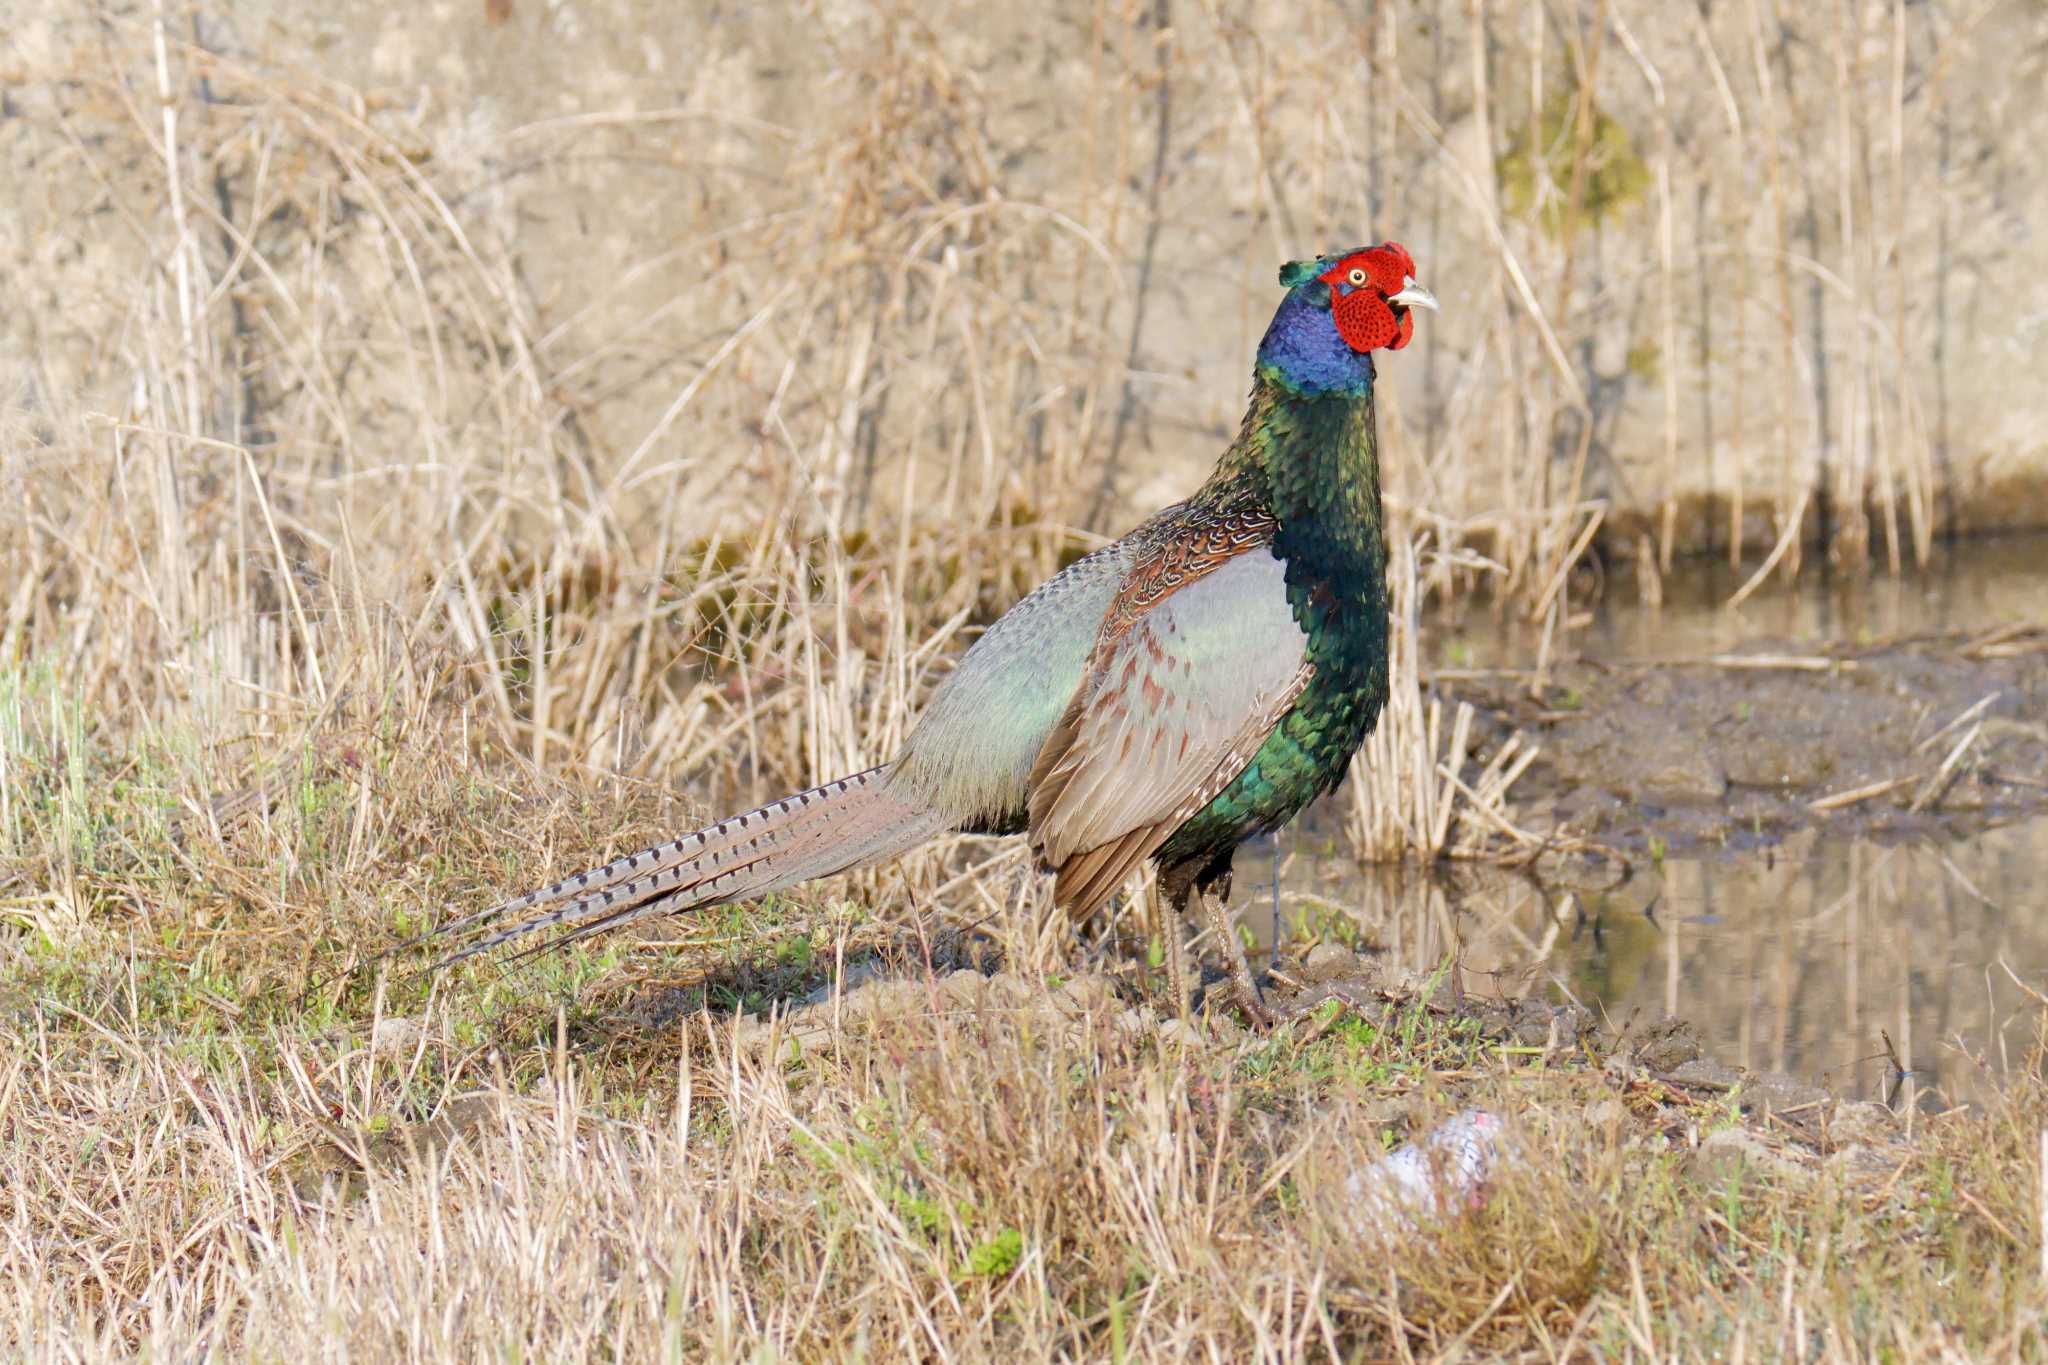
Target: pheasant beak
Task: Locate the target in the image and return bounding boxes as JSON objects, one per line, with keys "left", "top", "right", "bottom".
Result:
{"left": 1388, "top": 276, "right": 1439, "bottom": 312}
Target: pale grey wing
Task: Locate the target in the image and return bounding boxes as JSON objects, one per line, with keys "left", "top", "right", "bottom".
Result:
{"left": 1028, "top": 547, "right": 1310, "bottom": 872}
{"left": 890, "top": 534, "right": 1140, "bottom": 829}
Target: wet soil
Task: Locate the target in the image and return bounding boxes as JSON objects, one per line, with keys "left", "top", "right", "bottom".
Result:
{"left": 1437, "top": 623, "right": 2048, "bottom": 853}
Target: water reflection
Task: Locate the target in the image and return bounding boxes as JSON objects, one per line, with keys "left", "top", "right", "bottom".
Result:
{"left": 1232, "top": 537, "right": 2048, "bottom": 1105}
{"left": 1273, "top": 532, "right": 2048, "bottom": 1108}
{"left": 1431, "top": 531, "right": 2048, "bottom": 669}
{"left": 1241, "top": 813, "right": 2048, "bottom": 1111}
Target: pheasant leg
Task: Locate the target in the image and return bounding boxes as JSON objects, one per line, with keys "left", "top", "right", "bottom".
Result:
{"left": 1196, "top": 890, "right": 1376, "bottom": 1029}
{"left": 1196, "top": 888, "right": 1280, "bottom": 1027}
{"left": 1159, "top": 889, "right": 1192, "bottom": 1020}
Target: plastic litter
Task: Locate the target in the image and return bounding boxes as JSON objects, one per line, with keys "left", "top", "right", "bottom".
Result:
{"left": 1343, "top": 1107, "right": 1507, "bottom": 1234}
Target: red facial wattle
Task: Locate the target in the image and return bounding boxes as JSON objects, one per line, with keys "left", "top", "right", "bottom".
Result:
{"left": 1318, "top": 242, "right": 1422, "bottom": 353}
{"left": 1332, "top": 291, "right": 1408, "bottom": 352}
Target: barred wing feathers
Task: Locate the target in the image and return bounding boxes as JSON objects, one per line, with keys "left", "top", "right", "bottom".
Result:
{"left": 1027, "top": 547, "right": 1310, "bottom": 919}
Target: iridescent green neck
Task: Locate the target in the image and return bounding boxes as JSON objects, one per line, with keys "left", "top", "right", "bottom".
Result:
{"left": 1204, "top": 365, "right": 1385, "bottom": 579}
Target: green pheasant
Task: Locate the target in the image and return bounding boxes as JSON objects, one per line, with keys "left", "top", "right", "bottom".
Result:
{"left": 426, "top": 244, "right": 1437, "bottom": 1023}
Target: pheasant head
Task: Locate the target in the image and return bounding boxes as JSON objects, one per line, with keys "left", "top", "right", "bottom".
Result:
{"left": 1257, "top": 243, "right": 1437, "bottom": 395}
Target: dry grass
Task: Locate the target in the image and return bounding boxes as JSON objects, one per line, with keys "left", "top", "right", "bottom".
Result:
{"left": 4, "top": 657, "right": 2046, "bottom": 1357}
{"left": 1347, "top": 536, "right": 1544, "bottom": 864}
{"left": 4, "top": 2, "right": 2047, "bottom": 1358}
{"left": 7, "top": 773, "right": 2048, "bottom": 1362}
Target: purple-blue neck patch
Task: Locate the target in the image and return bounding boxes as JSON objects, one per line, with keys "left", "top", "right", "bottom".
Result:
{"left": 1256, "top": 287, "right": 1377, "bottom": 396}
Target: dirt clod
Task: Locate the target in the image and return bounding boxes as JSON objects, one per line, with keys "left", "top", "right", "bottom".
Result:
{"left": 1302, "top": 942, "right": 1365, "bottom": 981}
{"left": 1628, "top": 1019, "right": 1706, "bottom": 1072}
{"left": 1689, "top": 1126, "right": 1817, "bottom": 1190}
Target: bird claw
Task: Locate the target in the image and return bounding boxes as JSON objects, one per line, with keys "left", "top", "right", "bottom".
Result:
{"left": 1229, "top": 979, "right": 1376, "bottom": 1036}
{"left": 1228, "top": 979, "right": 1282, "bottom": 1030}
{"left": 1192, "top": 887, "right": 1372, "bottom": 1034}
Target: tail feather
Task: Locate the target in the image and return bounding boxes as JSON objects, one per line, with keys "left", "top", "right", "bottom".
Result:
{"left": 422, "top": 765, "right": 948, "bottom": 970}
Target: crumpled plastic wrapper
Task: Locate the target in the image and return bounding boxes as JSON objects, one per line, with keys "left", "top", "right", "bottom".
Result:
{"left": 1342, "top": 1108, "right": 1508, "bottom": 1235}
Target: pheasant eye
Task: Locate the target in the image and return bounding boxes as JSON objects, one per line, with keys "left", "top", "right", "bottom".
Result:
{"left": 1346, "top": 267, "right": 1368, "bottom": 288}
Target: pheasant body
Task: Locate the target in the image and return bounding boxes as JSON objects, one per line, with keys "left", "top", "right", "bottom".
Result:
{"left": 422, "top": 244, "right": 1437, "bottom": 1018}
{"left": 1156, "top": 362, "right": 1391, "bottom": 880}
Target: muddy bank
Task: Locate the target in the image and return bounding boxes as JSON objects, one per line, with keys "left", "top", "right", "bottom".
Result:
{"left": 1439, "top": 624, "right": 2048, "bottom": 852}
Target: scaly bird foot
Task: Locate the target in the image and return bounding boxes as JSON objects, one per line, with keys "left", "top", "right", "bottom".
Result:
{"left": 1242, "top": 972, "right": 1379, "bottom": 1037}
{"left": 1225, "top": 976, "right": 1282, "bottom": 1029}
{"left": 1193, "top": 887, "right": 1373, "bottom": 1032}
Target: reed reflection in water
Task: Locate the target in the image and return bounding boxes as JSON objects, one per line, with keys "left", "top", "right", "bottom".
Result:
{"left": 1241, "top": 815, "right": 2048, "bottom": 1111}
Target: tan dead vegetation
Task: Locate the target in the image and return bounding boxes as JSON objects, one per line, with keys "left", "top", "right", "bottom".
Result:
{"left": 7, "top": 919, "right": 2047, "bottom": 1357}
{"left": 4, "top": 2, "right": 2047, "bottom": 1358}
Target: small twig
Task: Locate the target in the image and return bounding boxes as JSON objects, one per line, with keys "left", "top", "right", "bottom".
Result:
{"left": 1954, "top": 1184, "right": 2025, "bottom": 1250}
{"left": 1726, "top": 486, "right": 1811, "bottom": 609}
{"left": 1998, "top": 959, "right": 2048, "bottom": 1010}
{"left": 1442, "top": 1275, "right": 1520, "bottom": 1356}
{"left": 1908, "top": 720, "right": 1981, "bottom": 814}
{"left": 1698, "top": 653, "right": 1851, "bottom": 672}
{"left": 1961, "top": 623, "right": 2048, "bottom": 659}
{"left": 1808, "top": 776, "right": 1912, "bottom": 812}
{"left": 1916, "top": 690, "right": 2001, "bottom": 754}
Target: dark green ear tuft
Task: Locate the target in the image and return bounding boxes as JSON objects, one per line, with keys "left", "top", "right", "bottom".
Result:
{"left": 1278, "top": 257, "right": 1327, "bottom": 289}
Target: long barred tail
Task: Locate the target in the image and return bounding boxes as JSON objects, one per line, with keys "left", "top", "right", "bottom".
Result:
{"left": 415, "top": 766, "right": 950, "bottom": 970}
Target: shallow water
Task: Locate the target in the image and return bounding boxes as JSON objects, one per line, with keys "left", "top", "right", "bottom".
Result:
{"left": 1432, "top": 530, "right": 2048, "bottom": 668}
{"left": 1250, "top": 533, "right": 2048, "bottom": 1111}
{"left": 1242, "top": 819, "right": 2047, "bottom": 1111}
